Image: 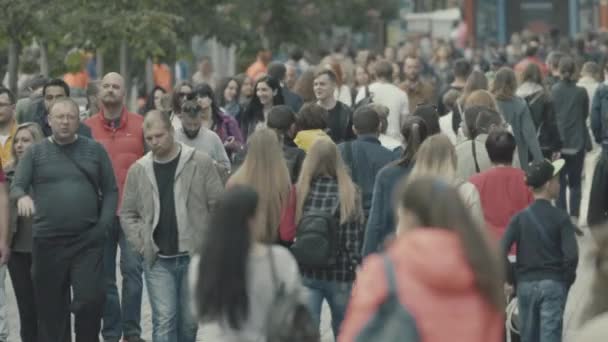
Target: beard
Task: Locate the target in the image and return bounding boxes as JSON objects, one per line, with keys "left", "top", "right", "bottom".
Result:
{"left": 183, "top": 127, "right": 201, "bottom": 139}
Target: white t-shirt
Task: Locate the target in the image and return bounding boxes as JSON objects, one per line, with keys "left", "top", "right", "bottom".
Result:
{"left": 356, "top": 82, "right": 409, "bottom": 140}
{"left": 334, "top": 84, "right": 352, "bottom": 107}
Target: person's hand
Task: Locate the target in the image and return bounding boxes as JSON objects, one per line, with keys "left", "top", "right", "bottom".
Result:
{"left": 552, "top": 152, "right": 561, "bottom": 161}
{"left": 17, "top": 196, "right": 35, "bottom": 217}
{"left": 504, "top": 283, "right": 514, "bottom": 298}
{"left": 224, "top": 136, "right": 239, "bottom": 150}
{"left": 0, "top": 242, "right": 10, "bottom": 265}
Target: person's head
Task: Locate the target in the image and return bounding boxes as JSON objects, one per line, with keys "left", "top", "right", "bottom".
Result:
{"left": 559, "top": 56, "right": 577, "bottom": 82}
{"left": 526, "top": 159, "right": 565, "bottom": 199}
{"left": 464, "top": 89, "right": 499, "bottom": 111}
{"left": 474, "top": 106, "right": 505, "bottom": 136}
{"left": 327, "top": 62, "right": 345, "bottom": 87}
{"left": 100, "top": 72, "right": 125, "bottom": 108}
{"left": 179, "top": 101, "right": 205, "bottom": 139}
{"left": 397, "top": 116, "right": 429, "bottom": 167}
{"left": 43, "top": 79, "right": 70, "bottom": 112}
{"left": 198, "top": 56, "right": 213, "bottom": 74}
{"left": 48, "top": 98, "right": 80, "bottom": 143}
{"left": 524, "top": 44, "right": 539, "bottom": 58}
{"left": 236, "top": 74, "right": 254, "bottom": 99}
{"left": 296, "top": 138, "right": 361, "bottom": 224}
{"left": 143, "top": 110, "right": 175, "bottom": 159}
{"left": 368, "top": 103, "right": 390, "bottom": 134}
{"left": 546, "top": 51, "right": 564, "bottom": 73}
{"left": 0, "top": 88, "right": 15, "bottom": 126}
{"left": 267, "top": 105, "right": 297, "bottom": 139}
{"left": 355, "top": 65, "right": 370, "bottom": 87}
{"left": 374, "top": 60, "right": 394, "bottom": 82}
{"left": 193, "top": 83, "right": 222, "bottom": 124}
{"left": 285, "top": 63, "right": 298, "bottom": 90}
{"left": 352, "top": 105, "right": 381, "bottom": 136}
{"left": 313, "top": 69, "right": 337, "bottom": 102}
{"left": 403, "top": 56, "right": 422, "bottom": 82}
{"left": 409, "top": 134, "right": 457, "bottom": 183}
{"left": 257, "top": 49, "right": 272, "bottom": 64}
{"left": 11, "top": 122, "right": 44, "bottom": 163}
{"left": 86, "top": 81, "right": 101, "bottom": 114}
{"left": 490, "top": 67, "right": 517, "bottom": 100}
{"left": 196, "top": 185, "right": 259, "bottom": 329}
{"left": 172, "top": 81, "right": 194, "bottom": 113}
{"left": 228, "top": 128, "right": 291, "bottom": 243}
{"left": 384, "top": 46, "right": 396, "bottom": 61}
{"left": 395, "top": 177, "right": 504, "bottom": 311}
{"left": 254, "top": 75, "right": 284, "bottom": 107}
{"left": 461, "top": 70, "right": 488, "bottom": 100}
{"left": 24, "top": 75, "right": 48, "bottom": 97}
{"left": 267, "top": 62, "right": 287, "bottom": 82}
{"left": 296, "top": 103, "right": 328, "bottom": 131}
{"left": 434, "top": 44, "right": 451, "bottom": 60}
{"left": 521, "top": 62, "right": 544, "bottom": 85}
{"left": 453, "top": 58, "right": 473, "bottom": 81}
{"left": 144, "top": 86, "right": 166, "bottom": 114}
{"left": 442, "top": 89, "right": 461, "bottom": 113}
{"left": 581, "top": 61, "right": 600, "bottom": 81}
{"left": 412, "top": 104, "right": 440, "bottom": 135}
{"left": 216, "top": 77, "right": 241, "bottom": 107}
{"left": 293, "top": 69, "right": 316, "bottom": 102}
{"left": 462, "top": 106, "right": 485, "bottom": 139}
{"left": 485, "top": 129, "right": 516, "bottom": 165}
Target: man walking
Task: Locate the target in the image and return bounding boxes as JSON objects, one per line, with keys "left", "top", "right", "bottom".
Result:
{"left": 85, "top": 72, "right": 146, "bottom": 342}
{"left": 400, "top": 56, "right": 436, "bottom": 114}
{"left": 11, "top": 97, "right": 118, "bottom": 342}
{"left": 314, "top": 69, "right": 354, "bottom": 143}
{"left": 121, "top": 111, "right": 223, "bottom": 342}
{"left": 268, "top": 62, "right": 303, "bottom": 113}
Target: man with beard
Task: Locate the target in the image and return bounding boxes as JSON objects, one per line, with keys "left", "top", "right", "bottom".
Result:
{"left": 174, "top": 101, "right": 230, "bottom": 171}
{"left": 84, "top": 72, "right": 146, "bottom": 342}
{"left": 400, "top": 55, "right": 436, "bottom": 114}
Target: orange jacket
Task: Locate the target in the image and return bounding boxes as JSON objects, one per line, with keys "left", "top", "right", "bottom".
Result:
{"left": 339, "top": 229, "right": 503, "bottom": 342}
{"left": 85, "top": 108, "right": 144, "bottom": 209}
{"left": 64, "top": 71, "right": 89, "bottom": 90}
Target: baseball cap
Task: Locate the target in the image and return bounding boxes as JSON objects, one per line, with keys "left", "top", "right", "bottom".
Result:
{"left": 526, "top": 159, "right": 565, "bottom": 188}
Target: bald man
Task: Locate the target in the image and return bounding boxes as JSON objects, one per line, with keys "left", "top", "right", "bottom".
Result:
{"left": 121, "top": 110, "right": 223, "bottom": 342}
{"left": 84, "top": 72, "right": 146, "bottom": 342}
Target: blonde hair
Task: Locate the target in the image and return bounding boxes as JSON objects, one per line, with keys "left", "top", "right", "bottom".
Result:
{"left": 11, "top": 122, "right": 44, "bottom": 165}
{"left": 296, "top": 138, "right": 361, "bottom": 224}
{"left": 409, "top": 134, "right": 457, "bottom": 183}
{"left": 228, "top": 128, "right": 291, "bottom": 243}
{"left": 464, "top": 90, "right": 499, "bottom": 111}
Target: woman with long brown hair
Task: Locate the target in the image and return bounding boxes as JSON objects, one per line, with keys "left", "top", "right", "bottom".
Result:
{"left": 340, "top": 177, "right": 504, "bottom": 342}
{"left": 294, "top": 138, "right": 363, "bottom": 338}
{"left": 227, "top": 128, "right": 291, "bottom": 243}
{"left": 452, "top": 70, "right": 489, "bottom": 134}
{"left": 491, "top": 67, "right": 543, "bottom": 170}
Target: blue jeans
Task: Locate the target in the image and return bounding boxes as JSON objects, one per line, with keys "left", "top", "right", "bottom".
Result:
{"left": 558, "top": 150, "right": 585, "bottom": 218}
{"left": 302, "top": 277, "right": 352, "bottom": 338}
{"left": 144, "top": 254, "right": 197, "bottom": 342}
{"left": 517, "top": 279, "right": 566, "bottom": 342}
{"left": 102, "top": 217, "right": 144, "bottom": 340}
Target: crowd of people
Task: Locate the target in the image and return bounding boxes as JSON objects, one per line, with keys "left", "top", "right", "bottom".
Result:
{"left": 1, "top": 30, "right": 608, "bottom": 342}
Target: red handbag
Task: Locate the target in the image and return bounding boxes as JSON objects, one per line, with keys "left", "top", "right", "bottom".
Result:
{"left": 279, "top": 185, "right": 297, "bottom": 242}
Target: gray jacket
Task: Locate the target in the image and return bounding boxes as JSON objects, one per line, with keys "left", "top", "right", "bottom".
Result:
{"left": 496, "top": 97, "right": 543, "bottom": 170}
{"left": 120, "top": 143, "right": 224, "bottom": 266}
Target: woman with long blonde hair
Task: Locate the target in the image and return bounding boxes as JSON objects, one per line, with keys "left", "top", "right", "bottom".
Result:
{"left": 294, "top": 138, "right": 363, "bottom": 338}
{"left": 227, "top": 128, "right": 291, "bottom": 243}
{"left": 408, "top": 134, "right": 485, "bottom": 226}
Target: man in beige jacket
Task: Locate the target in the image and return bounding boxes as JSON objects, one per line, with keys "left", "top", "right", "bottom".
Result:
{"left": 120, "top": 110, "right": 223, "bottom": 342}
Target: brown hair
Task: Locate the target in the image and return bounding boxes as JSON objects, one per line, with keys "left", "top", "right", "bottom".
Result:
{"left": 459, "top": 70, "right": 488, "bottom": 105}
{"left": 490, "top": 67, "right": 517, "bottom": 101}
{"left": 520, "top": 62, "right": 543, "bottom": 85}
{"left": 294, "top": 69, "right": 316, "bottom": 102}
{"left": 464, "top": 90, "right": 499, "bottom": 112}
{"left": 397, "top": 176, "right": 505, "bottom": 311}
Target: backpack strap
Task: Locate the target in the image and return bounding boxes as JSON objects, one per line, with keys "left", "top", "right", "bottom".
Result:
{"left": 471, "top": 140, "right": 481, "bottom": 173}
{"left": 382, "top": 254, "right": 398, "bottom": 296}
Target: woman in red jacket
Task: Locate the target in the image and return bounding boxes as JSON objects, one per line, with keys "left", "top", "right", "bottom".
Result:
{"left": 339, "top": 176, "right": 505, "bottom": 342}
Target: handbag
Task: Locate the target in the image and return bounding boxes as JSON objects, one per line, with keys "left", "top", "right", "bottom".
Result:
{"left": 279, "top": 185, "right": 297, "bottom": 243}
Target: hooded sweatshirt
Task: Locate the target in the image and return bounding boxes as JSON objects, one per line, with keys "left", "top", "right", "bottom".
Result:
{"left": 339, "top": 229, "right": 503, "bottom": 342}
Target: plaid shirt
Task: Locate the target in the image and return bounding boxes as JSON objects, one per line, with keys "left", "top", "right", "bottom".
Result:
{"left": 300, "top": 176, "right": 363, "bottom": 282}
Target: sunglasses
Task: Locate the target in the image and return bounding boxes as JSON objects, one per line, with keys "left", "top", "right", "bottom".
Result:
{"left": 178, "top": 92, "right": 195, "bottom": 100}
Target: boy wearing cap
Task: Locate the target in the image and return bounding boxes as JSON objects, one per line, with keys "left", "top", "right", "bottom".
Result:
{"left": 502, "top": 159, "right": 579, "bottom": 342}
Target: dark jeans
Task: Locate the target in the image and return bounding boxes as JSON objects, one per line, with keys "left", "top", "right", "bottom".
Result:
{"left": 302, "top": 277, "right": 352, "bottom": 338}
{"left": 102, "top": 217, "right": 143, "bottom": 340}
{"left": 7, "top": 252, "right": 37, "bottom": 342}
{"left": 517, "top": 279, "right": 566, "bottom": 342}
{"left": 32, "top": 230, "right": 106, "bottom": 342}
{"left": 557, "top": 150, "right": 585, "bottom": 218}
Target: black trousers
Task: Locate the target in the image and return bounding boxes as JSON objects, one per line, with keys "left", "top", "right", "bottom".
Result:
{"left": 7, "top": 252, "right": 37, "bottom": 342}
{"left": 32, "top": 231, "right": 106, "bottom": 342}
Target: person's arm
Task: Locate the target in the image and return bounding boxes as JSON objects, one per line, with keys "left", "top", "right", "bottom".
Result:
{"left": 521, "top": 104, "right": 543, "bottom": 161}
{"left": 214, "top": 135, "right": 231, "bottom": 171}
{"left": 361, "top": 173, "right": 387, "bottom": 257}
{"left": 97, "top": 145, "right": 118, "bottom": 232}
{"left": 581, "top": 88, "right": 590, "bottom": 122}
{"left": 0, "top": 181, "right": 10, "bottom": 264}
{"left": 10, "top": 147, "right": 35, "bottom": 218}
{"left": 561, "top": 218, "right": 579, "bottom": 288}
{"left": 201, "top": 155, "right": 224, "bottom": 212}
{"left": 543, "top": 99, "right": 563, "bottom": 153}
{"left": 591, "top": 89, "right": 603, "bottom": 144}
{"left": 119, "top": 165, "right": 146, "bottom": 253}
{"left": 501, "top": 216, "right": 520, "bottom": 285}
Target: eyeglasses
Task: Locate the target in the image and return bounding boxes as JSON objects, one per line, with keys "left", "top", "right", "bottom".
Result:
{"left": 178, "top": 92, "right": 195, "bottom": 100}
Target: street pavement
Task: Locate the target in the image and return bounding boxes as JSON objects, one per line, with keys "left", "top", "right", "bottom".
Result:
{"left": 2, "top": 167, "right": 600, "bottom": 341}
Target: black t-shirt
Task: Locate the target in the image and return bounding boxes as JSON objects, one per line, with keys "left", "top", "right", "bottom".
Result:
{"left": 327, "top": 102, "right": 354, "bottom": 144}
{"left": 153, "top": 151, "right": 181, "bottom": 256}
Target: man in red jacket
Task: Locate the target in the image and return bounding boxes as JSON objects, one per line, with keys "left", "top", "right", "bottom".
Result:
{"left": 85, "top": 72, "right": 145, "bottom": 342}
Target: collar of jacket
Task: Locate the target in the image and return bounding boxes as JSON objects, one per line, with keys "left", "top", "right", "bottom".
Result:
{"left": 357, "top": 134, "right": 382, "bottom": 145}
{"left": 95, "top": 106, "right": 129, "bottom": 130}
{"left": 139, "top": 142, "right": 196, "bottom": 183}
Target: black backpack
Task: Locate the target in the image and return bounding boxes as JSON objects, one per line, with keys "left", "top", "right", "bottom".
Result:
{"left": 290, "top": 204, "right": 339, "bottom": 268}
{"left": 354, "top": 86, "right": 373, "bottom": 110}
